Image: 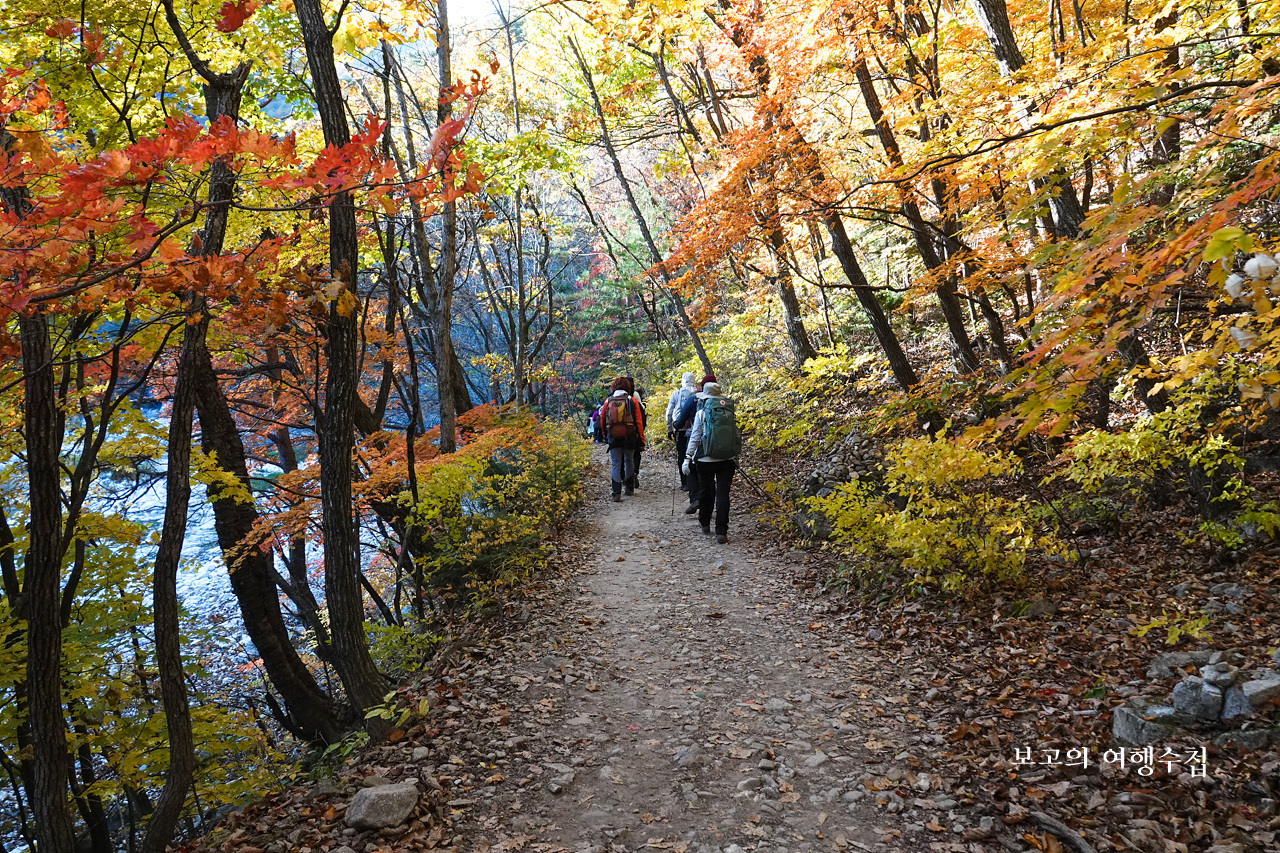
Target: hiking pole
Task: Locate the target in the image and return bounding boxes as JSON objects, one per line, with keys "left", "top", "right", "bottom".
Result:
{"left": 671, "top": 440, "right": 679, "bottom": 516}
{"left": 735, "top": 464, "right": 790, "bottom": 512}
{"left": 671, "top": 458, "right": 678, "bottom": 516}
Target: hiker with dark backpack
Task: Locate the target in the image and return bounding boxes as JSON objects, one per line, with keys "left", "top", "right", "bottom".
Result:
{"left": 682, "top": 382, "right": 741, "bottom": 543}
{"left": 602, "top": 376, "right": 645, "bottom": 502}
{"left": 673, "top": 373, "right": 716, "bottom": 515}
{"left": 665, "top": 372, "right": 698, "bottom": 491}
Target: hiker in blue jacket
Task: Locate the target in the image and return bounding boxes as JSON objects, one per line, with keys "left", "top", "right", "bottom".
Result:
{"left": 682, "top": 382, "right": 739, "bottom": 544}
{"left": 675, "top": 371, "right": 716, "bottom": 512}
{"left": 665, "top": 372, "right": 698, "bottom": 491}
{"left": 674, "top": 373, "right": 716, "bottom": 515}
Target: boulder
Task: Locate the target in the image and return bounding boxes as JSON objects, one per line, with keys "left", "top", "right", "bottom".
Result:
{"left": 1200, "top": 662, "right": 1241, "bottom": 689}
{"left": 1212, "top": 729, "right": 1277, "bottom": 750}
{"left": 1221, "top": 686, "right": 1254, "bottom": 722}
{"left": 1146, "top": 650, "right": 1215, "bottom": 680}
{"left": 1172, "top": 677, "right": 1223, "bottom": 720}
{"left": 1242, "top": 675, "right": 1280, "bottom": 709}
{"left": 792, "top": 510, "right": 832, "bottom": 541}
{"left": 1112, "top": 701, "right": 1178, "bottom": 746}
{"left": 345, "top": 781, "right": 419, "bottom": 830}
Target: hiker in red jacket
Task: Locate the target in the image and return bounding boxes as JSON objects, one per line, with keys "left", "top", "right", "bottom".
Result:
{"left": 600, "top": 376, "right": 645, "bottom": 502}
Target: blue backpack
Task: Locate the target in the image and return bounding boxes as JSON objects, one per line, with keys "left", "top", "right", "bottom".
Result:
{"left": 674, "top": 394, "right": 699, "bottom": 431}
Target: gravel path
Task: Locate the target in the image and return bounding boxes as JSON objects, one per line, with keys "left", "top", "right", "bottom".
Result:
{"left": 433, "top": 453, "right": 928, "bottom": 853}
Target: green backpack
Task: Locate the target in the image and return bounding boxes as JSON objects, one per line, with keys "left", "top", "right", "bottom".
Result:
{"left": 701, "top": 397, "right": 741, "bottom": 459}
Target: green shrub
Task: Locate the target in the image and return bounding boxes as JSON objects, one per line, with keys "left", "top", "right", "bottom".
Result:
{"left": 368, "top": 623, "right": 442, "bottom": 679}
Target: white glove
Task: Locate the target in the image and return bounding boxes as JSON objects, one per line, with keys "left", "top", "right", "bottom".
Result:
{"left": 681, "top": 458, "right": 691, "bottom": 476}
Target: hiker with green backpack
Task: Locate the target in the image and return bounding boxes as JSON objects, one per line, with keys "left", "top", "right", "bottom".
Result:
{"left": 682, "top": 382, "right": 742, "bottom": 543}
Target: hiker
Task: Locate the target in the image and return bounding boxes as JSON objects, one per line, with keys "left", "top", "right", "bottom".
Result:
{"left": 673, "top": 373, "right": 716, "bottom": 515}
{"left": 589, "top": 408, "right": 605, "bottom": 443}
{"left": 601, "top": 376, "right": 645, "bottom": 501}
{"left": 682, "top": 381, "right": 741, "bottom": 543}
{"left": 665, "top": 372, "right": 698, "bottom": 491}
{"left": 627, "top": 377, "right": 646, "bottom": 491}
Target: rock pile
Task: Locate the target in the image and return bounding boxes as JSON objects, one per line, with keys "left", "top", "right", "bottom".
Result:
{"left": 1113, "top": 649, "right": 1280, "bottom": 748}
{"left": 800, "top": 432, "right": 884, "bottom": 499}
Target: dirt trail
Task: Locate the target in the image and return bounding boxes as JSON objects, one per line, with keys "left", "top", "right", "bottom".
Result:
{"left": 434, "top": 453, "right": 933, "bottom": 853}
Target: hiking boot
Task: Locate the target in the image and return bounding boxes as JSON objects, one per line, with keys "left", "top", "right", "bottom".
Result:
{"left": 624, "top": 486, "right": 634, "bottom": 496}
{"left": 701, "top": 524, "right": 711, "bottom": 535}
{"left": 611, "top": 493, "right": 622, "bottom": 502}
{"left": 683, "top": 503, "right": 699, "bottom": 514}
{"left": 716, "top": 534, "right": 728, "bottom": 544}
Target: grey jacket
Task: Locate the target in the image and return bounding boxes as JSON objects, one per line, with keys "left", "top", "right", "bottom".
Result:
{"left": 666, "top": 377, "right": 697, "bottom": 430}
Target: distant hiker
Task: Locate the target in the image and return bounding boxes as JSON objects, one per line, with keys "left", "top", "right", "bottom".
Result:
{"left": 602, "top": 376, "right": 645, "bottom": 501}
{"left": 674, "top": 373, "right": 716, "bottom": 515}
{"left": 589, "top": 408, "right": 605, "bottom": 443}
{"left": 627, "top": 376, "right": 646, "bottom": 491}
{"left": 666, "top": 372, "right": 698, "bottom": 491}
{"left": 683, "top": 381, "right": 740, "bottom": 543}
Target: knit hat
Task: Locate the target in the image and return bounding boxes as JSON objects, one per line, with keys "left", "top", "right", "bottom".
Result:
{"left": 700, "top": 373, "right": 717, "bottom": 387}
{"left": 702, "top": 382, "right": 723, "bottom": 397}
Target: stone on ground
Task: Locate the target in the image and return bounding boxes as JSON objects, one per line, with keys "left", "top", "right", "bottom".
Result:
{"left": 344, "top": 781, "right": 419, "bottom": 830}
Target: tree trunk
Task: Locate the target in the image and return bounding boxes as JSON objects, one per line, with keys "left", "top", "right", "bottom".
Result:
{"left": 967, "top": 0, "right": 1085, "bottom": 238}
{"left": 19, "top": 312, "right": 77, "bottom": 853}
{"left": 140, "top": 298, "right": 201, "bottom": 853}
{"left": 192, "top": 353, "right": 348, "bottom": 742}
{"left": 139, "top": 37, "right": 251, "bottom": 844}
{"left": 852, "top": 55, "right": 979, "bottom": 373}
{"left": 1116, "top": 332, "right": 1169, "bottom": 414}
{"left": 764, "top": 218, "right": 818, "bottom": 367}
{"left": 823, "top": 215, "right": 921, "bottom": 390}
{"left": 435, "top": 0, "right": 460, "bottom": 451}
{"left": 295, "top": 0, "right": 390, "bottom": 714}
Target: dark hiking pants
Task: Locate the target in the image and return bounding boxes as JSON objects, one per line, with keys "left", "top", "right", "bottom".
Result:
{"left": 674, "top": 430, "right": 690, "bottom": 489}
{"left": 696, "top": 459, "right": 736, "bottom": 535}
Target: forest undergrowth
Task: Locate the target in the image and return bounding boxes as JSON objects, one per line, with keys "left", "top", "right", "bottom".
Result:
{"left": 698, "top": 320, "right": 1280, "bottom": 852}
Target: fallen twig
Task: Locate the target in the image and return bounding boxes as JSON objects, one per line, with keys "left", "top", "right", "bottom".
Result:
{"left": 1032, "top": 810, "right": 1098, "bottom": 853}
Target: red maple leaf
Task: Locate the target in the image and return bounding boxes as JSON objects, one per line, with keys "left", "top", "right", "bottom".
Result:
{"left": 215, "top": 0, "right": 261, "bottom": 33}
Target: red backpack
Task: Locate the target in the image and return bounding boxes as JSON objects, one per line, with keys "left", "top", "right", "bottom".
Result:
{"left": 602, "top": 396, "right": 637, "bottom": 441}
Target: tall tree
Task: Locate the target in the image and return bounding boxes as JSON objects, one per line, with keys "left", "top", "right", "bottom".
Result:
{"left": 294, "top": 0, "right": 389, "bottom": 714}
{"left": 18, "top": 310, "right": 76, "bottom": 853}
{"left": 142, "top": 4, "right": 252, "bottom": 844}
{"left": 851, "top": 53, "right": 981, "bottom": 373}
{"left": 568, "top": 35, "right": 714, "bottom": 376}
{"left": 435, "top": 0, "right": 461, "bottom": 450}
